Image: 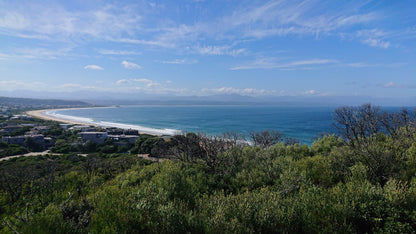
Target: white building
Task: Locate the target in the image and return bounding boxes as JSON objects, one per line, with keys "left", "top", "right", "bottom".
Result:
{"left": 78, "top": 132, "right": 108, "bottom": 144}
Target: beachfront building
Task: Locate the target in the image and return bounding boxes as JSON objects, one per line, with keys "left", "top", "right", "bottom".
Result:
{"left": 28, "top": 126, "right": 51, "bottom": 135}
{"left": 70, "top": 125, "right": 96, "bottom": 132}
{"left": 108, "top": 134, "right": 140, "bottom": 146}
{"left": 124, "top": 129, "right": 140, "bottom": 136}
{"left": 2, "top": 124, "right": 24, "bottom": 133}
{"left": 2, "top": 135, "right": 26, "bottom": 146}
{"left": 10, "top": 115, "right": 33, "bottom": 121}
{"left": 59, "top": 124, "right": 73, "bottom": 130}
{"left": 106, "top": 128, "right": 140, "bottom": 136}
{"left": 2, "top": 134, "right": 54, "bottom": 149}
{"left": 78, "top": 132, "right": 108, "bottom": 144}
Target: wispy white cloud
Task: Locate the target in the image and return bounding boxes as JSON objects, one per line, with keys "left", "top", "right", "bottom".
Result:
{"left": 0, "top": 53, "right": 12, "bottom": 60}
{"left": 230, "top": 58, "right": 337, "bottom": 70}
{"left": 287, "top": 59, "right": 337, "bottom": 66}
{"left": 301, "top": 89, "right": 322, "bottom": 96}
{"left": 58, "top": 82, "right": 179, "bottom": 94}
{"left": 84, "top": 65, "right": 103, "bottom": 70}
{"left": 112, "top": 38, "right": 174, "bottom": 48}
{"left": 379, "top": 82, "right": 416, "bottom": 89}
{"left": 346, "top": 62, "right": 407, "bottom": 68}
{"left": 160, "top": 59, "right": 197, "bottom": 64}
{"left": 0, "top": 47, "right": 72, "bottom": 60}
{"left": 220, "top": 0, "right": 378, "bottom": 40}
{"left": 55, "top": 83, "right": 281, "bottom": 97}
{"left": 232, "top": 57, "right": 407, "bottom": 70}
{"left": 133, "top": 78, "right": 160, "bottom": 87}
{"left": 57, "top": 82, "right": 134, "bottom": 93}
{"left": 0, "top": 80, "right": 47, "bottom": 91}
{"left": 115, "top": 79, "right": 131, "bottom": 85}
{"left": 133, "top": 78, "right": 152, "bottom": 83}
{"left": 355, "top": 29, "right": 391, "bottom": 48}
{"left": 347, "top": 62, "right": 376, "bottom": 68}
{"left": 0, "top": 0, "right": 406, "bottom": 56}
{"left": 116, "top": 78, "right": 161, "bottom": 87}
{"left": 200, "top": 87, "right": 276, "bottom": 96}
{"left": 98, "top": 49, "right": 141, "bottom": 55}
{"left": 110, "top": 78, "right": 192, "bottom": 95}
{"left": 362, "top": 38, "right": 390, "bottom": 49}
{"left": 0, "top": 3, "right": 142, "bottom": 42}
{"left": 121, "top": 60, "right": 141, "bottom": 69}
{"left": 161, "top": 59, "right": 186, "bottom": 64}
{"left": 194, "top": 45, "right": 245, "bottom": 56}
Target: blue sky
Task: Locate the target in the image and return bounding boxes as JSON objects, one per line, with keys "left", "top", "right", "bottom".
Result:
{"left": 0, "top": 0, "right": 415, "bottom": 100}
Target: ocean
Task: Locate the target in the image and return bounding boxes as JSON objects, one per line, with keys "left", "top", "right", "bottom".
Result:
{"left": 46, "top": 105, "right": 339, "bottom": 145}
{"left": 45, "top": 105, "right": 407, "bottom": 145}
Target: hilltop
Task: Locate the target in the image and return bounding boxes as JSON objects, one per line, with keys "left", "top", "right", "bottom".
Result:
{"left": 0, "top": 96, "right": 93, "bottom": 109}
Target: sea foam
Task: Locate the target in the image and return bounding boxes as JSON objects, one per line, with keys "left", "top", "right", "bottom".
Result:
{"left": 44, "top": 110, "right": 180, "bottom": 136}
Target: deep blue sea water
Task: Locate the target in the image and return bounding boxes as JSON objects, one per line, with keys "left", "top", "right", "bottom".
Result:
{"left": 46, "top": 105, "right": 406, "bottom": 145}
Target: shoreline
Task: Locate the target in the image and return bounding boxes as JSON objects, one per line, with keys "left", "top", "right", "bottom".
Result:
{"left": 26, "top": 107, "right": 163, "bottom": 136}
{"left": 26, "top": 107, "right": 112, "bottom": 127}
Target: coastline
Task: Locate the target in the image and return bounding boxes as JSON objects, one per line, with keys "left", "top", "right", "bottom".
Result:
{"left": 26, "top": 107, "right": 163, "bottom": 136}
{"left": 27, "top": 108, "right": 97, "bottom": 126}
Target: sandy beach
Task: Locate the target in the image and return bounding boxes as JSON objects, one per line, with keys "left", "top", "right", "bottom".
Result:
{"left": 26, "top": 108, "right": 103, "bottom": 126}
{"left": 26, "top": 107, "right": 163, "bottom": 136}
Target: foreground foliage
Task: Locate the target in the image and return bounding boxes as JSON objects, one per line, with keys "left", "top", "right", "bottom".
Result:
{"left": 1, "top": 104, "right": 416, "bottom": 233}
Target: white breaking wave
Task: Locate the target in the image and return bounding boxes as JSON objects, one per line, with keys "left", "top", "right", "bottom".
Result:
{"left": 43, "top": 110, "right": 181, "bottom": 136}
{"left": 44, "top": 111, "right": 95, "bottom": 124}
{"left": 98, "top": 121, "right": 180, "bottom": 135}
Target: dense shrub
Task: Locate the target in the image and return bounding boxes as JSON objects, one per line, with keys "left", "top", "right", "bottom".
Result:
{"left": 1, "top": 104, "right": 416, "bottom": 233}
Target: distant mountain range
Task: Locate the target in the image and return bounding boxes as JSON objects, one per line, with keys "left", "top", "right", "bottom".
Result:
{"left": 87, "top": 95, "right": 415, "bottom": 107}
{"left": 1, "top": 90, "right": 415, "bottom": 107}
{"left": 0, "top": 96, "right": 92, "bottom": 108}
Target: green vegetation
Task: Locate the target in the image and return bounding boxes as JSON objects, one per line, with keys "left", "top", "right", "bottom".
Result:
{"left": 0, "top": 142, "right": 28, "bottom": 158}
{"left": 0, "top": 104, "right": 415, "bottom": 233}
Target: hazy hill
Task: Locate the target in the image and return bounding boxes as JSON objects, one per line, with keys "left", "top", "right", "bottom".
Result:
{"left": 0, "top": 96, "right": 93, "bottom": 109}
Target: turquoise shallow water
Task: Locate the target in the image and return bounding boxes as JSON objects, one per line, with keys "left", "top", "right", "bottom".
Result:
{"left": 47, "top": 105, "right": 405, "bottom": 145}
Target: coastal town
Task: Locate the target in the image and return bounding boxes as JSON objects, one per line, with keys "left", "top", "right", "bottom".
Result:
{"left": 1, "top": 119, "right": 140, "bottom": 150}
{"left": 0, "top": 105, "right": 151, "bottom": 160}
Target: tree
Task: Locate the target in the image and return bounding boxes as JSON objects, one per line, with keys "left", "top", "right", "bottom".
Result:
{"left": 222, "top": 131, "right": 246, "bottom": 147}
{"left": 25, "top": 136, "right": 42, "bottom": 152}
{"left": 333, "top": 104, "right": 407, "bottom": 185}
{"left": 249, "top": 129, "right": 283, "bottom": 148}
{"left": 381, "top": 108, "right": 415, "bottom": 143}
{"left": 168, "top": 133, "right": 204, "bottom": 162}
{"left": 83, "top": 140, "right": 97, "bottom": 153}
{"left": 333, "top": 104, "right": 382, "bottom": 147}
{"left": 132, "top": 135, "right": 162, "bottom": 154}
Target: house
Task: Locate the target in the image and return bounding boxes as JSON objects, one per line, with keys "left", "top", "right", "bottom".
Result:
{"left": 124, "top": 129, "right": 140, "bottom": 136}
{"left": 28, "top": 126, "right": 51, "bottom": 134}
{"left": 59, "top": 124, "right": 73, "bottom": 130}
{"left": 78, "top": 132, "right": 108, "bottom": 144}
{"left": 106, "top": 128, "right": 140, "bottom": 136}
{"left": 70, "top": 125, "right": 96, "bottom": 132}
{"left": 10, "top": 115, "right": 33, "bottom": 120}
{"left": 1, "top": 134, "right": 54, "bottom": 149}
{"left": 2, "top": 124, "right": 23, "bottom": 133}
{"left": 106, "top": 128, "right": 124, "bottom": 135}
{"left": 2, "top": 136, "right": 26, "bottom": 146}
{"left": 21, "top": 124, "right": 37, "bottom": 127}
{"left": 43, "top": 137, "right": 54, "bottom": 148}
{"left": 108, "top": 134, "right": 140, "bottom": 145}
{"left": 34, "top": 126, "right": 50, "bottom": 132}
{"left": 0, "top": 129, "right": 7, "bottom": 136}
